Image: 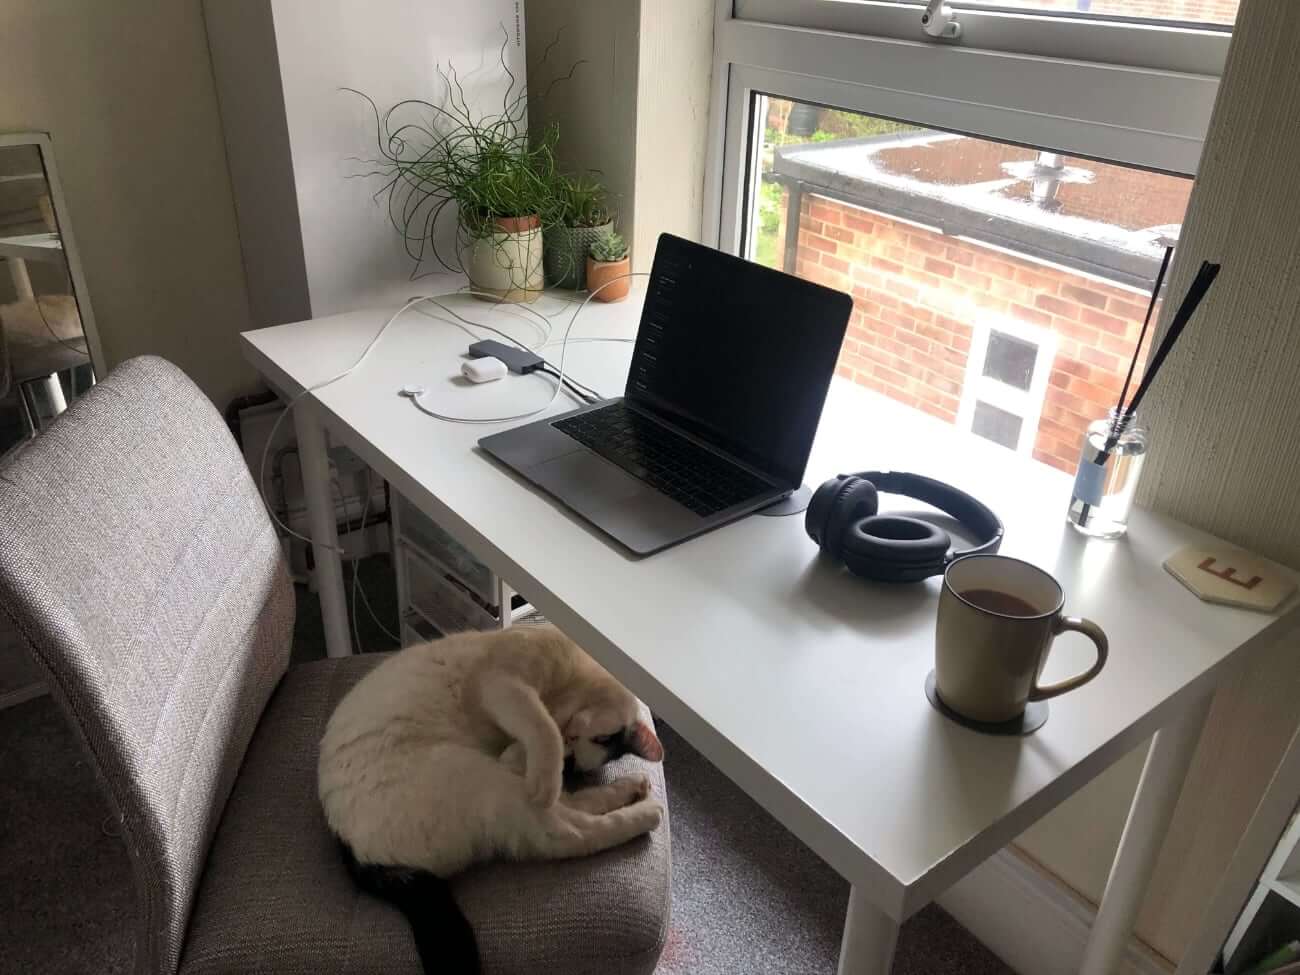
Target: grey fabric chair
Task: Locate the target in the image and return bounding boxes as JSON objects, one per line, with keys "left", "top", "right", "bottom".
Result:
{"left": 0, "top": 356, "right": 671, "bottom": 975}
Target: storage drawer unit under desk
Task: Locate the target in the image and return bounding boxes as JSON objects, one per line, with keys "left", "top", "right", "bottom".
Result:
{"left": 394, "top": 491, "right": 496, "bottom": 605}
{"left": 403, "top": 544, "right": 500, "bottom": 634}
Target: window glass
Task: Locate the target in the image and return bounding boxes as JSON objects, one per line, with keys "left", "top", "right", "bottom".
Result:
{"left": 971, "top": 402, "right": 1024, "bottom": 451}
{"left": 749, "top": 98, "right": 1188, "bottom": 472}
{"left": 983, "top": 331, "right": 1038, "bottom": 392}
{"left": 951, "top": 0, "right": 1239, "bottom": 26}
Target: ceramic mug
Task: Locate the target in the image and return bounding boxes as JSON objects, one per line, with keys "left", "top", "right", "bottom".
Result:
{"left": 935, "top": 554, "right": 1108, "bottom": 724}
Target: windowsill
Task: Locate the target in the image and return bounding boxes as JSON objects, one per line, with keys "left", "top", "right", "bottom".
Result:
{"left": 809, "top": 377, "right": 1075, "bottom": 525}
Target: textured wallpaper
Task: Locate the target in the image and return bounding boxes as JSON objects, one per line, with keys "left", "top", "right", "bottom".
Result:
{"left": 1137, "top": 0, "right": 1300, "bottom": 570}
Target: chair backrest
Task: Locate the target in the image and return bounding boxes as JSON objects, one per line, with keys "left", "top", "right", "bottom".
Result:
{"left": 0, "top": 356, "right": 294, "bottom": 975}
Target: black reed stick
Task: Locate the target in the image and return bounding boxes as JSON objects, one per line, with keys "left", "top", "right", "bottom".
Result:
{"left": 1100, "top": 260, "right": 1221, "bottom": 452}
{"left": 1110, "top": 245, "right": 1173, "bottom": 439}
{"left": 1076, "top": 259, "right": 1222, "bottom": 526}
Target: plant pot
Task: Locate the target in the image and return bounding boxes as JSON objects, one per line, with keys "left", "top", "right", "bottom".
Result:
{"left": 586, "top": 256, "right": 631, "bottom": 302}
{"left": 461, "top": 214, "right": 544, "bottom": 303}
{"left": 543, "top": 220, "right": 613, "bottom": 290}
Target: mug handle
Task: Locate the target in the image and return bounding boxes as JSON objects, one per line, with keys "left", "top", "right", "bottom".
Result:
{"left": 1028, "top": 617, "right": 1109, "bottom": 701}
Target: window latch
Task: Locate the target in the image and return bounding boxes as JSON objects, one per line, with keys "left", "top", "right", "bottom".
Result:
{"left": 920, "top": 0, "right": 962, "bottom": 39}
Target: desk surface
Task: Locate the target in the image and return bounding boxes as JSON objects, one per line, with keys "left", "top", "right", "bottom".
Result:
{"left": 0, "top": 233, "right": 64, "bottom": 264}
{"left": 243, "top": 291, "right": 1299, "bottom": 920}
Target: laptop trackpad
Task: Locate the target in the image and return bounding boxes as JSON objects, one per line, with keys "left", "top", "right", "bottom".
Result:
{"left": 532, "top": 451, "right": 651, "bottom": 505}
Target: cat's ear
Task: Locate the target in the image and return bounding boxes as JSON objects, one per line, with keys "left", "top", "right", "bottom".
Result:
{"left": 565, "top": 709, "right": 595, "bottom": 737}
{"left": 629, "top": 720, "right": 664, "bottom": 762}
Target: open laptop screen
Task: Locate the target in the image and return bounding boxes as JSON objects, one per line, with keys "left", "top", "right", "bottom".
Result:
{"left": 625, "top": 234, "right": 852, "bottom": 489}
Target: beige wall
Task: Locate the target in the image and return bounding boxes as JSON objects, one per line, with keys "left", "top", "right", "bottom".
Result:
{"left": 631, "top": 0, "right": 714, "bottom": 268}
{"left": 525, "top": 0, "right": 641, "bottom": 255}
{"left": 526, "top": 0, "right": 713, "bottom": 273}
{"left": 0, "top": 1, "right": 255, "bottom": 409}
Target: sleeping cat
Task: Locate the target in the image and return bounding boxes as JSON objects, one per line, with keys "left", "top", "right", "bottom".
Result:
{"left": 318, "top": 624, "right": 665, "bottom": 973}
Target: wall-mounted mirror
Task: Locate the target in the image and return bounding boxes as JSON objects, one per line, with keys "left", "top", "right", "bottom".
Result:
{"left": 0, "top": 132, "right": 101, "bottom": 459}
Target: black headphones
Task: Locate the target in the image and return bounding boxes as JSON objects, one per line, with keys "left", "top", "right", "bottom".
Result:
{"left": 805, "top": 471, "right": 1004, "bottom": 583}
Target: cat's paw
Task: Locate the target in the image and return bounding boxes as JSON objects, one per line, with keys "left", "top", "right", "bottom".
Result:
{"left": 617, "top": 773, "right": 651, "bottom": 805}
{"left": 628, "top": 798, "right": 666, "bottom": 832}
{"left": 527, "top": 761, "right": 564, "bottom": 808}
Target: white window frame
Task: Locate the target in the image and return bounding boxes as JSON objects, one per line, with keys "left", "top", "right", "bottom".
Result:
{"left": 957, "top": 317, "right": 1058, "bottom": 455}
{"left": 735, "top": 0, "right": 1231, "bottom": 75}
{"left": 702, "top": 0, "right": 1227, "bottom": 254}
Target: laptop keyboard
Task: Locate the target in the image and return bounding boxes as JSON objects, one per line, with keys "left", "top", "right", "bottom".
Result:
{"left": 553, "top": 403, "right": 773, "bottom": 517}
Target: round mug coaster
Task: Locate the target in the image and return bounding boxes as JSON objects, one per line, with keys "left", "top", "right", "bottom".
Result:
{"left": 924, "top": 671, "right": 1048, "bottom": 736}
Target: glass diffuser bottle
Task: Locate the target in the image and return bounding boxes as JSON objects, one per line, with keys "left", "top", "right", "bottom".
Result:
{"left": 1067, "top": 409, "right": 1148, "bottom": 539}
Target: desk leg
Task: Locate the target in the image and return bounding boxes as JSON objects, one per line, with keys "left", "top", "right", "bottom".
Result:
{"left": 837, "top": 887, "right": 899, "bottom": 974}
{"left": 8, "top": 257, "right": 34, "bottom": 300}
{"left": 293, "top": 400, "right": 352, "bottom": 658}
{"left": 1080, "top": 694, "right": 1213, "bottom": 975}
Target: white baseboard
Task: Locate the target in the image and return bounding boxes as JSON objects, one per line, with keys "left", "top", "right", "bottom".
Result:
{"left": 937, "top": 846, "right": 1171, "bottom": 975}
{"left": 0, "top": 682, "right": 48, "bottom": 711}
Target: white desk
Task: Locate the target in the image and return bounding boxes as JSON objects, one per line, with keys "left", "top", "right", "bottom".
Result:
{"left": 243, "top": 291, "right": 1299, "bottom": 974}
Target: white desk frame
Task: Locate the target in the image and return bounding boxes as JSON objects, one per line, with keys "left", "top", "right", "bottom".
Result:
{"left": 243, "top": 293, "right": 1299, "bottom": 974}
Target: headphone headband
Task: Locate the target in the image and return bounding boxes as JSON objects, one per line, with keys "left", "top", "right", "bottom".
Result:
{"left": 852, "top": 471, "right": 1003, "bottom": 561}
{"left": 805, "top": 470, "right": 1004, "bottom": 582}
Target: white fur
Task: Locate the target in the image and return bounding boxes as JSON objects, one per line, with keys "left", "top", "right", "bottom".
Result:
{"left": 318, "top": 625, "right": 664, "bottom": 876}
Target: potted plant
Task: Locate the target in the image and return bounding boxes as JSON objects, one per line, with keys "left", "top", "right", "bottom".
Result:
{"left": 543, "top": 174, "right": 613, "bottom": 290}
{"left": 453, "top": 136, "right": 564, "bottom": 302}
{"left": 587, "top": 230, "right": 630, "bottom": 302}
{"left": 352, "top": 61, "right": 566, "bottom": 303}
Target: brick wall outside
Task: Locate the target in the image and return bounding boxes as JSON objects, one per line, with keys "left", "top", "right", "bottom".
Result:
{"left": 788, "top": 192, "right": 1156, "bottom": 472}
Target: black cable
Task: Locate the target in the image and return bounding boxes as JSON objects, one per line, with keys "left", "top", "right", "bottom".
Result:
{"left": 413, "top": 301, "right": 603, "bottom": 401}
{"left": 542, "top": 362, "right": 602, "bottom": 400}
{"left": 551, "top": 372, "right": 597, "bottom": 405}
{"left": 540, "top": 365, "right": 598, "bottom": 405}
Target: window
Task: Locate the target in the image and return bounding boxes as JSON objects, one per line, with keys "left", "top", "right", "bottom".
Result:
{"left": 958, "top": 319, "right": 1057, "bottom": 456}
{"left": 744, "top": 101, "right": 1186, "bottom": 471}
{"left": 707, "top": 2, "right": 1219, "bottom": 472}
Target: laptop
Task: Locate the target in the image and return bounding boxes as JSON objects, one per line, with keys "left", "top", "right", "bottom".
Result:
{"left": 478, "top": 233, "right": 852, "bottom": 555}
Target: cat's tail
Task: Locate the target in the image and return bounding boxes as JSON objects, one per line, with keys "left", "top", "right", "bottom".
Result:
{"left": 338, "top": 840, "right": 480, "bottom": 975}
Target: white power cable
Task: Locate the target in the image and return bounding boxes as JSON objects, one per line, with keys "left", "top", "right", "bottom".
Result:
{"left": 257, "top": 294, "right": 434, "bottom": 553}
{"left": 255, "top": 275, "right": 650, "bottom": 553}
{"left": 405, "top": 272, "right": 650, "bottom": 423}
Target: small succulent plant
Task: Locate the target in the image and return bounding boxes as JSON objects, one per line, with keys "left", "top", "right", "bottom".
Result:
{"left": 589, "top": 230, "right": 629, "bottom": 263}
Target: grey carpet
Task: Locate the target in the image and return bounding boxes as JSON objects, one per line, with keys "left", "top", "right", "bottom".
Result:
{"left": 0, "top": 555, "right": 1013, "bottom": 974}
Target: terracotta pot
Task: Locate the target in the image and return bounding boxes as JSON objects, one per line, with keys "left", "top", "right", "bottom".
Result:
{"left": 461, "top": 214, "right": 544, "bottom": 303}
{"left": 586, "top": 256, "right": 631, "bottom": 302}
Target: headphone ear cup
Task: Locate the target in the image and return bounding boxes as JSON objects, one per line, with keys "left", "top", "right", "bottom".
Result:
{"left": 805, "top": 476, "right": 848, "bottom": 548}
{"left": 842, "top": 515, "right": 951, "bottom": 580}
{"left": 821, "top": 478, "right": 880, "bottom": 561}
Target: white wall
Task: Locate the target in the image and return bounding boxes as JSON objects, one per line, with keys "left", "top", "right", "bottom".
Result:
{"left": 208, "top": 0, "right": 528, "bottom": 324}
{"left": 0, "top": 1, "right": 255, "bottom": 408}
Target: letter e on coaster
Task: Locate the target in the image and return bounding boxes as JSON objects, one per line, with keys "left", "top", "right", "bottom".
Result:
{"left": 1164, "top": 545, "right": 1297, "bottom": 612}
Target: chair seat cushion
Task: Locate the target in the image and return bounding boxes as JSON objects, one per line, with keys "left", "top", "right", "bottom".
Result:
{"left": 179, "top": 654, "right": 671, "bottom": 975}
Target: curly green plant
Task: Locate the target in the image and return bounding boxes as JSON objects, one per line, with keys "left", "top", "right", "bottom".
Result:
{"left": 589, "top": 230, "right": 628, "bottom": 263}
{"left": 348, "top": 25, "right": 583, "bottom": 281}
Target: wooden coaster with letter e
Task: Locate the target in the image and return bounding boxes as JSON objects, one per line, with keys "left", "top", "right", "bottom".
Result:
{"left": 1164, "top": 545, "right": 1297, "bottom": 612}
